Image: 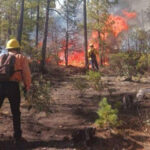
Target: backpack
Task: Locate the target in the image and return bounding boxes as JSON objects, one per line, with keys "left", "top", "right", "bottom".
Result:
{"left": 0, "top": 54, "right": 16, "bottom": 81}
{"left": 90, "top": 51, "right": 96, "bottom": 59}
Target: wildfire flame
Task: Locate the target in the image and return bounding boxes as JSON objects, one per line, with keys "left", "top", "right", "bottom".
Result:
{"left": 58, "top": 50, "right": 85, "bottom": 67}
{"left": 110, "top": 15, "right": 129, "bottom": 37}
{"left": 58, "top": 39, "right": 85, "bottom": 67}
{"left": 122, "top": 10, "right": 137, "bottom": 19}
{"left": 45, "top": 10, "right": 137, "bottom": 67}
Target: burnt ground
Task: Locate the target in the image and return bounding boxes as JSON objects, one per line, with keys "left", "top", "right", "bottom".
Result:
{"left": 0, "top": 65, "right": 150, "bottom": 150}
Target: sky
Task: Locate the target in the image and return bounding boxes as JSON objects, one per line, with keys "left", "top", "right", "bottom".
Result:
{"left": 111, "top": 0, "right": 150, "bottom": 29}
{"left": 56, "top": 0, "right": 64, "bottom": 9}
{"left": 112, "top": 0, "right": 150, "bottom": 13}
{"left": 56, "top": 0, "right": 150, "bottom": 12}
{"left": 55, "top": 0, "right": 150, "bottom": 30}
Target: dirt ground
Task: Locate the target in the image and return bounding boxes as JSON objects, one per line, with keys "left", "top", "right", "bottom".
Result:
{"left": 0, "top": 65, "right": 150, "bottom": 150}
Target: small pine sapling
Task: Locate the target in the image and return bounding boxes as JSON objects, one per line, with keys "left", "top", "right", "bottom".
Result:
{"left": 95, "top": 97, "right": 121, "bottom": 129}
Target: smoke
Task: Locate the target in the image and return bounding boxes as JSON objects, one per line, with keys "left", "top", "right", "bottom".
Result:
{"left": 110, "top": 0, "right": 150, "bottom": 29}
{"left": 112, "top": 0, "right": 150, "bottom": 13}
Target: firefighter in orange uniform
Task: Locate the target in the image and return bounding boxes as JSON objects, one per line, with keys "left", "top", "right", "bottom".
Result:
{"left": 0, "top": 39, "right": 31, "bottom": 143}
{"left": 88, "top": 44, "right": 99, "bottom": 70}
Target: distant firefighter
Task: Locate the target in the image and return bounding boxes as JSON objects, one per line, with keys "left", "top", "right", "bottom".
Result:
{"left": 88, "top": 44, "right": 99, "bottom": 70}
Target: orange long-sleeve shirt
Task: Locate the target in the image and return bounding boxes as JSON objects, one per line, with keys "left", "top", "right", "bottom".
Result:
{"left": 9, "top": 52, "right": 31, "bottom": 90}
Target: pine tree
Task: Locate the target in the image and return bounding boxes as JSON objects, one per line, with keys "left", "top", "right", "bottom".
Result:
{"left": 95, "top": 97, "right": 120, "bottom": 128}
{"left": 87, "top": 0, "right": 111, "bottom": 66}
{"left": 60, "top": 0, "right": 81, "bottom": 66}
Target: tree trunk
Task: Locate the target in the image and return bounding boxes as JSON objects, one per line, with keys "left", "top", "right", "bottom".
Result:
{"left": 65, "top": 0, "right": 69, "bottom": 67}
{"left": 65, "top": 31, "right": 69, "bottom": 66}
{"left": 54, "top": 33, "right": 59, "bottom": 65}
{"left": 41, "top": 0, "right": 50, "bottom": 72}
{"left": 8, "top": 17, "right": 12, "bottom": 39}
{"left": 98, "top": 31, "right": 102, "bottom": 66}
{"left": 83, "top": 0, "right": 88, "bottom": 69}
{"left": 36, "top": 0, "right": 40, "bottom": 47}
{"left": 17, "top": 0, "right": 24, "bottom": 44}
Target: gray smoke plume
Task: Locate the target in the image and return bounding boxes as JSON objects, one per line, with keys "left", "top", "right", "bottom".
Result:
{"left": 110, "top": 0, "right": 150, "bottom": 29}
{"left": 112, "top": 0, "right": 150, "bottom": 13}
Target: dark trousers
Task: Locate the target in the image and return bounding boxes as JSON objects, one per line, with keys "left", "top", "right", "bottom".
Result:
{"left": 0, "top": 82, "right": 22, "bottom": 139}
{"left": 91, "top": 58, "right": 99, "bottom": 70}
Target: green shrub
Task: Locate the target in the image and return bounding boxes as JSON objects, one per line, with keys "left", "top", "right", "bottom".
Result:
{"left": 136, "top": 54, "right": 149, "bottom": 74}
{"left": 28, "top": 75, "right": 51, "bottom": 113}
{"left": 110, "top": 52, "right": 146, "bottom": 77}
{"left": 29, "top": 61, "right": 40, "bottom": 73}
{"left": 86, "top": 70, "right": 102, "bottom": 90}
{"left": 73, "top": 78, "right": 88, "bottom": 97}
{"left": 95, "top": 97, "right": 121, "bottom": 128}
{"left": 110, "top": 53, "right": 125, "bottom": 75}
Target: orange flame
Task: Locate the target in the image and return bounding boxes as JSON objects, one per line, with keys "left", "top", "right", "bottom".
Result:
{"left": 122, "top": 10, "right": 137, "bottom": 19}
{"left": 90, "top": 14, "right": 129, "bottom": 43}
{"left": 88, "top": 11, "right": 136, "bottom": 66}
{"left": 57, "top": 39, "right": 85, "bottom": 67}
{"left": 58, "top": 50, "right": 85, "bottom": 67}
{"left": 109, "top": 15, "right": 129, "bottom": 37}
{"left": 46, "top": 11, "right": 137, "bottom": 67}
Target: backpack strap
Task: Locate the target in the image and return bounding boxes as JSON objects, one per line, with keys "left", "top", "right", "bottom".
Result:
{"left": 0, "top": 54, "right": 9, "bottom": 65}
{"left": 8, "top": 53, "right": 22, "bottom": 73}
{"left": 0, "top": 54, "right": 12, "bottom": 69}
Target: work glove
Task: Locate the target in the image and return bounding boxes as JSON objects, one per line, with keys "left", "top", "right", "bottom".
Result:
{"left": 23, "top": 87, "right": 32, "bottom": 110}
{"left": 23, "top": 87, "right": 28, "bottom": 100}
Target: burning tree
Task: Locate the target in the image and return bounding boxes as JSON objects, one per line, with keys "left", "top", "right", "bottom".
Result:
{"left": 87, "top": 0, "right": 112, "bottom": 66}
{"left": 87, "top": 1, "right": 142, "bottom": 66}
{"left": 59, "top": 0, "right": 81, "bottom": 66}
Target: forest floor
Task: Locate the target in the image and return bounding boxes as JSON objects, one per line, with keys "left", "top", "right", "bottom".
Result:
{"left": 0, "top": 65, "right": 150, "bottom": 150}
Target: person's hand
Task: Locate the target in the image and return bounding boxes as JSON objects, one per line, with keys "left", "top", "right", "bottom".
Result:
{"left": 23, "top": 87, "right": 32, "bottom": 110}
{"left": 23, "top": 87, "right": 30, "bottom": 100}
{"left": 23, "top": 87, "right": 27, "bottom": 94}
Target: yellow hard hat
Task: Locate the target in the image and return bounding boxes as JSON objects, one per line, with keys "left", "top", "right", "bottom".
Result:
{"left": 89, "top": 43, "right": 93, "bottom": 47}
{"left": 6, "top": 39, "right": 20, "bottom": 49}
